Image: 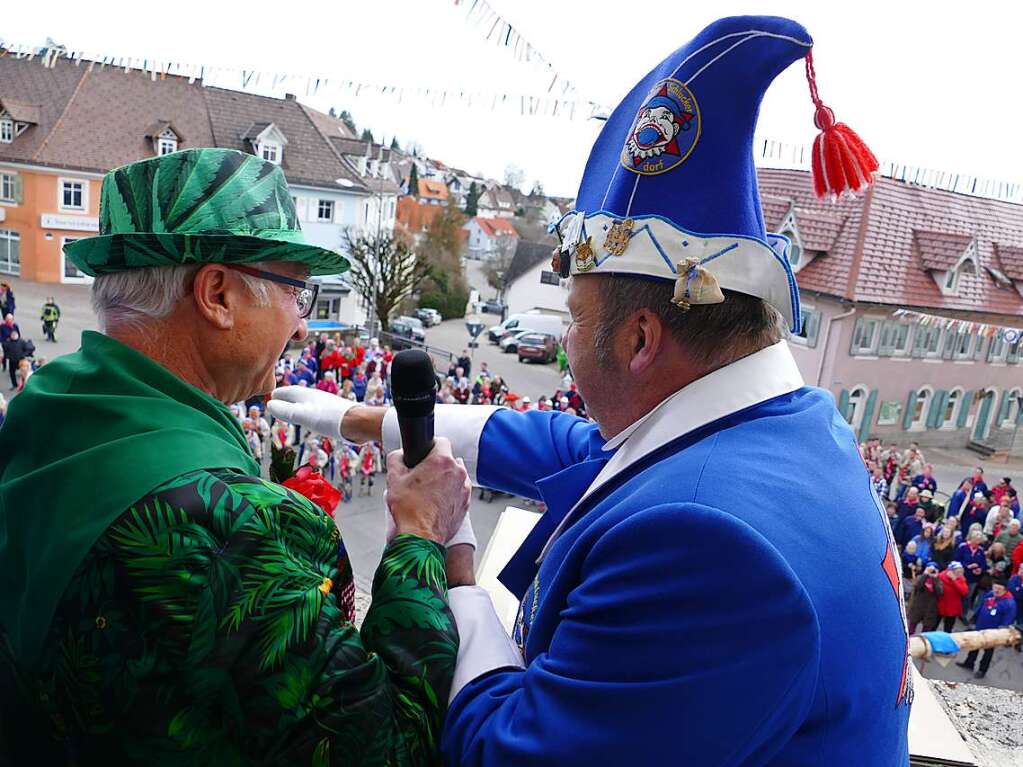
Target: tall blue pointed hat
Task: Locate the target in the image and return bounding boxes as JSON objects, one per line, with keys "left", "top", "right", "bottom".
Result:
{"left": 552, "top": 16, "right": 877, "bottom": 331}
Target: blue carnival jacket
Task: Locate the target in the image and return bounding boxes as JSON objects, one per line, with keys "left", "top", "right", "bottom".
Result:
{"left": 442, "top": 387, "right": 911, "bottom": 766}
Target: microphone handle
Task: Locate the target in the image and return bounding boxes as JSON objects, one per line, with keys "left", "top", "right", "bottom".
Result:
{"left": 399, "top": 414, "right": 435, "bottom": 468}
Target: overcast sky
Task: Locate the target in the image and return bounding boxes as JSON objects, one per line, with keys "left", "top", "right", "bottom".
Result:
{"left": 4, "top": 1, "right": 1022, "bottom": 198}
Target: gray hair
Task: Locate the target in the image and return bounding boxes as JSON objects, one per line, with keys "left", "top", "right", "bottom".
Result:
{"left": 92, "top": 263, "right": 272, "bottom": 331}
{"left": 593, "top": 276, "right": 783, "bottom": 371}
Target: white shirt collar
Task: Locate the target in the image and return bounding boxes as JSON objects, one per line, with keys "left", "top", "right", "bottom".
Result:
{"left": 536, "top": 341, "right": 805, "bottom": 563}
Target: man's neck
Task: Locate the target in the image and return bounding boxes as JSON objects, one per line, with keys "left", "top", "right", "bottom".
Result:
{"left": 107, "top": 322, "right": 226, "bottom": 402}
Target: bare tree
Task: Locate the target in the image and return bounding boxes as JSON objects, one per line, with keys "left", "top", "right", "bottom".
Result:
{"left": 341, "top": 229, "right": 432, "bottom": 329}
{"left": 503, "top": 164, "right": 526, "bottom": 191}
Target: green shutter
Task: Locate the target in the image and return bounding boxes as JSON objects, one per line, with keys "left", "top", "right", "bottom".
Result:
{"left": 957, "top": 390, "right": 975, "bottom": 428}
{"left": 903, "top": 390, "right": 917, "bottom": 430}
{"left": 997, "top": 392, "right": 1011, "bottom": 425}
{"left": 927, "top": 390, "right": 947, "bottom": 429}
{"left": 859, "top": 389, "right": 879, "bottom": 442}
{"left": 837, "top": 389, "right": 850, "bottom": 420}
{"left": 12, "top": 175, "right": 23, "bottom": 204}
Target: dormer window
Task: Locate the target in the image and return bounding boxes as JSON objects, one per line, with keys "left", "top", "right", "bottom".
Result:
{"left": 145, "top": 122, "right": 183, "bottom": 157}
{"left": 0, "top": 118, "right": 12, "bottom": 144}
{"left": 0, "top": 101, "right": 38, "bottom": 142}
{"left": 939, "top": 240, "right": 978, "bottom": 296}
{"left": 777, "top": 208, "right": 806, "bottom": 271}
{"left": 157, "top": 129, "right": 178, "bottom": 156}
{"left": 260, "top": 141, "right": 281, "bottom": 163}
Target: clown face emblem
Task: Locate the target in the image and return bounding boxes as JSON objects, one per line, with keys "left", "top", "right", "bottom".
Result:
{"left": 621, "top": 78, "right": 700, "bottom": 175}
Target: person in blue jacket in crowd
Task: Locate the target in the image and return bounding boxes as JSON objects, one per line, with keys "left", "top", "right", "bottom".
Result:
{"left": 272, "top": 15, "right": 910, "bottom": 766}
{"left": 955, "top": 580, "right": 1018, "bottom": 679}
{"left": 946, "top": 480, "right": 972, "bottom": 518}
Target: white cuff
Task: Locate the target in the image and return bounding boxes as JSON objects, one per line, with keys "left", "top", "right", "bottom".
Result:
{"left": 447, "top": 585, "right": 524, "bottom": 703}
{"left": 382, "top": 404, "right": 500, "bottom": 485}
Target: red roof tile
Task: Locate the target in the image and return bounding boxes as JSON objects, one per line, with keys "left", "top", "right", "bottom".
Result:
{"left": 473, "top": 217, "right": 517, "bottom": 237}
{"left": 756, "top": 168, "right": 1023, "bottom": 320}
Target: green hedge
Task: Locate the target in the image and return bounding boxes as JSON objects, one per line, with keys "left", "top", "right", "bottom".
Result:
{"left": 419, "top": 287, "right": 469, "bottom": 320}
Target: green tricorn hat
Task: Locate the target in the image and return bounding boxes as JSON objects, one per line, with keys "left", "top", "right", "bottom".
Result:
{"left": 65, "top": 148, "right": 349, "bottom": 277}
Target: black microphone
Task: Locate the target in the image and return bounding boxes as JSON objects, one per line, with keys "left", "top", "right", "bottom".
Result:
{"left": 391, "top": 349, "right": 437, "bottom": 468}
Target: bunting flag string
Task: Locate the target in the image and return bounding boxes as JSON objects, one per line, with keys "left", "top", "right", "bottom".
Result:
{"left": 755, "top": 135, "right": 1023, "bottom": 205}
{"left": 453, "top": 0, "right": 584, "bottom": 102}
{"left": 892, "top": 309, "right": 1022, "bottom": 344}
{"left": 0, "top": 38, "right": 610, "bottom": 122}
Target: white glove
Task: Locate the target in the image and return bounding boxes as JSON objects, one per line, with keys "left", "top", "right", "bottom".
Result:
{"left": 267, "top": 386, "right": 360, "bottom": 441}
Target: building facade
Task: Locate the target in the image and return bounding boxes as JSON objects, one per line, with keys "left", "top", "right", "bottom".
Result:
{"left": 0, "top": 49, "right": 373, "bottom": 333}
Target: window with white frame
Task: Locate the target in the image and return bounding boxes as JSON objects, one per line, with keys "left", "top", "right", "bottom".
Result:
{"left": 911, "top": 387, "right": 933, "bottom": 429}
{"left": 782, "top": 229, "right": 801, "bottom": 268}
{"left": 791, "top": 306, "right": 821, "bottom": 347}
{"left": 912, "top": 325, "right": 942, "bottom": 358}
{"left": 0, "top": 173, "right": 17, "bottom": 203}
{"left": 939, "top": 241, "right": 979, "bottom": 296}
{"left": 60, "top": 179, "right": 86, "bottom": 211}
{"left": 988, "top": 333, "right": 1007, "bottom": 362}
{"left": 61, "top": 237, "right": 89, "bottom": 281}
{"left": 157, "top": 130, "right": 178, "bottom": 155}
{"left": 0, "top": 229, "right": 20, "bottom": 275}
{"left": 260, "top": 141, "right": 281, "bottom": 164}
{"left": 0, "top": 119, "right": 12, "bottom": 144}
{"left": 1008, "top": 338, "right": 1021, "bottom": 364}
{"left": 942, "top": 388, "right": 963, "bottom": 428}
{"left": 850, "top": 317, "right": 880, "bottom": 355}
{"left": 941, "top": 329, "right": 959, "bottom": 359}
{"left": 878, "top": 320, "right": 911, "bottom": 356}
{"left": 317, "top": 199, "right": 334, "bottom": 222}
{"left": 953, "top": 330, "right": 975, "bottom": 359}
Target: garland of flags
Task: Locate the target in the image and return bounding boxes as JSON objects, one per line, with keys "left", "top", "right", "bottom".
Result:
{"left": 0, "top": 39, "right": 610, "bottom": 120}
{"left": 892, "top": 309, "right": 1023, "bottom": 344}
{"left": 756, "top": 137, "right": 1023, "bottom": 205}
{"left": 454, "top": 0, "right": 582, "bottom": 101}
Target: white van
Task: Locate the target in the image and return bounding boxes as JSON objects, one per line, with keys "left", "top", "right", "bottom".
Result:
{"left": 487, "top": 312, "right": 564, "bottom": 344}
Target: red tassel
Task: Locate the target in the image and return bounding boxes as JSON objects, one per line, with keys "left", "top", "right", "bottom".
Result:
{"left": 806, "top": 51, "right": 878, "bottom": 199}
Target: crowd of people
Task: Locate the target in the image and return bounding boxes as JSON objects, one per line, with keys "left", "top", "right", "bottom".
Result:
{"left": 0, "top": 283, "right": 62, "bottom": 405}
{"left": 860, "top": 438, "right": 1022, "bottom": 679}
{"left": 232, "top": 331, "right": 590, "bottom": 514}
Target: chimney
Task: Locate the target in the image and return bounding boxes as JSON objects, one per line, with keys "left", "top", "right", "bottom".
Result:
{"left": 284, "top": 93, "right": 297, "bottom": 101}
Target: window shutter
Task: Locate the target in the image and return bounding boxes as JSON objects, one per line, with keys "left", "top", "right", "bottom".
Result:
{"left": 957, "top": 390, "right": 974, "bottom": 428}
{"left": 903, "top": 390, "right": 917, "bottom": 429}
{"left": 13, "top": 175, "right": 23, "bottom": 204}
{"left": 837, "top": 389, "right": 850, "bottom": 420}
{"left": 997, "top": 392, "right": 1011, "bottom": 425}
{"left": 859, "top": 389, "right": 879, "bottom": 442}
{"left": 927, "top": 390, "right": 947, "bottom": 429}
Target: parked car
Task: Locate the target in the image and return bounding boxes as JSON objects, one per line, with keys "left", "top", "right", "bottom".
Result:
{"left": 517, "top": 332, "right": 558, "bottom": 363}
{"left": 488, "top": 313, "right": 564, "bottom": 344}
{"left": 481, "top": 299, "right": 506, "bottom": 315}
{"left": 387, "top": 320, "right": 416, "bottom": 350}
{"left": 416, "top": 307, "right": 442, "bottom": 327}
{"left": 499, "top": 328, "right": 534, "bottom": 353}
{"left": 396, "top": 315, "right": 426, "bottom": 342}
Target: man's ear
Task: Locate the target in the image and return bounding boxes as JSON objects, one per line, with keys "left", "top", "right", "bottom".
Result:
{"left": 627, "top": 309, "right": 664, "bottom": 376}
{"left": 192, "top": 264, "right": 235, "bottom": 330}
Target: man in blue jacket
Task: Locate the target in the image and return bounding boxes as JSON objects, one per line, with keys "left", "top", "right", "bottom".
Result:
{"left": 956, "top": 580, "right": 1018, "bottom": 678}
{"left": 272, "top": 15, "right": 910, "bottom": 766}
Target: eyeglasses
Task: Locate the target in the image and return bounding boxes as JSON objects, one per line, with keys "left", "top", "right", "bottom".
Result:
{"left": 226, "top": 264, "right": 319, "bottom": 319}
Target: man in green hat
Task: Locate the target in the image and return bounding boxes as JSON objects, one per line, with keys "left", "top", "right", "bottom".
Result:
{"left": 0, "top": 148, "right": 475, "bottom": 765}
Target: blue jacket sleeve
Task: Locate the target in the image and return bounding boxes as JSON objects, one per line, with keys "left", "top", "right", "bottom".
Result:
{"left": 476, "top": 409, "right": 603, "bottom": 500}
{"left": 441, "top": 503, "right": 821, "bottom": 766}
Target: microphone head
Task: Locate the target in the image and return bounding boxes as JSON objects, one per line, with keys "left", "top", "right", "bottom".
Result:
{"left": 391, "top": 350, "right": 437, "bottom": 418}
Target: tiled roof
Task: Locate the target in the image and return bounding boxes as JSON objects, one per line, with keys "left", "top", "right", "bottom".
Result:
{"left": 300, "top": 105, "right": 356, "bottom": 140}
{"left": 418, "top": 178, "right": 448, "bottom": 201}
{"left": 203, "top": 88, "right": 365, "bottom": 191}
{"left": 396, "top": 196, "right": 445, "bottom": 233}
{"left": 473, "top": 217, "right": 518, "bottom": 237}
{"left": 507, "top": 240, "right": 553, "bottom": 283}
{"left": 994, "top": 244, "right": 1023, "bottom": 281}
{"left": 758, "top": 168, "right": 1023, "bottom": 318}
{"left": 0, "top": 51, "right": 366, "bottom": 192}
{"left": 144, "top": 120, "right": 182, "bottom": 140}
{"left": 0, "top": 98, "right": 41, "bottom": 125}
{"left": 912, "top": 230, "right": 973, "bottom": 271}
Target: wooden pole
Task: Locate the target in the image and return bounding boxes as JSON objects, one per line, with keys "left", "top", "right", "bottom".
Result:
{"left": 910, "top": 627, "right": 1021, "bottom": 659}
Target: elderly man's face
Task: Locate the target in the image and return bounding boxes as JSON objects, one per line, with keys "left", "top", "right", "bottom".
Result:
{"left": 228, "top": 260, "right": 308, "bottom": 398}
{"left": 564, "top": 276, "right": 617, "bottom": 434}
